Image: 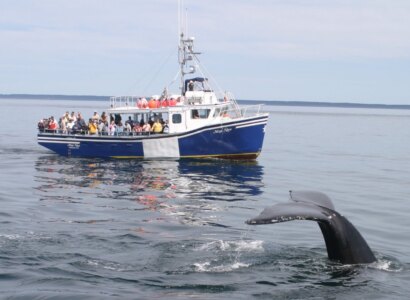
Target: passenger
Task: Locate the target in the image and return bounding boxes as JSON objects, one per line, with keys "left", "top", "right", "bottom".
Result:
{"left": 142, "top": 122, "right": 151, "bottom": 133}
{"left": 116, "top": 121, "right": 124, "bottom": 134}
{"left": 98, "top": 119, "right": 107, "bottom": 134}
{"left": 162, "top": 120, "right": 169, "bottom": 133}
{"left": 62, "top": 111, "right": 70, "bottom": 123}
{"left": 108, "top": 120, "right": 116, "bottom": 135}
{"left": 74, "top": 113, "right": 87, "bottom": 133}
{"left": 188, "top": 80, "right": 194, "bottom": 91}
{"left": 41, "top": 118, "right": 50, "bottom": 130}
{"left": 88, "top": 118, "right": 98, "bottom": 135}
{"left": 125, "top": 116, "right": 134, "bottom": 128}
{"left": 114, "top": 114, "right": 122, "bottom": 125}
{"left": 192, "top": 110, "right": 199, "bottom": 119}
{"left": 125, "top": 121, "right": 132, "bottom": 133}
{"left": 221, "top": 111, "right": 230, "bottom": 118}
{"left": 48, "top": 116, "right": 58, "bottom": 131}
{"left": 91, "top": 111, "right": 100, "bottom": 121}
{"left": 59, "top": 117, "right": 67, "bottom": 134}
{"left": 151, "top": 118, "right": 163, "bottom": 134}
{"left": 70, "top": 111, "right": 77, "bottom": 122}
{"left": 133, "top": 122, "right": 143, "bottom": 133}
{"left": 66, "top": 111, "right": 76, "bottom": 130}
{"left": 101, "top": 113, "right": 109, "bottom": 134}
{"left": 38, "top": 119, "right": 45, "bottom": 132}
{"left": 101, "top": 112, "right": 108, "bottom": 124}
{"left": 148, "top": 117, "right": 154, "bottom": 127}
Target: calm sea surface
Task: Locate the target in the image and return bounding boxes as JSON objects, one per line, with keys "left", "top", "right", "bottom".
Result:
{"left": 0, "top": 98, "right": 409, "bottom": 299}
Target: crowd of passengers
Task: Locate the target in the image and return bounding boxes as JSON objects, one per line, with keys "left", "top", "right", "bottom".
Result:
{"left": 38, "top": 111, "right": 168, "bottom": 135}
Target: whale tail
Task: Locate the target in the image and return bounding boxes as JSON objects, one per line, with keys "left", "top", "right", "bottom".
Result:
{"left": 246, "top": 191, "right": 376, "bottom": 264}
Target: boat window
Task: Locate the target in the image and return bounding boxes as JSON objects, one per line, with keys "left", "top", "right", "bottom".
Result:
{"left": 172, "top": 113, "right": 182, "bottom": 124}
{"left": 213, "top": 108, "right": 221, "bottom": 118}
{"left": 191, "top": 109, "right": 210, "bottom": 119}
{"left": 220, "top": 105, "right": 230, "bottom": 117}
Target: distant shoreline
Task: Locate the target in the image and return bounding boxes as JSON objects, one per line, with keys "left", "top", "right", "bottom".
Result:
{"left": 1, "top": 93, "right": 409, "bottom": 110}
{"left": 239, "top": 99, "right": 410, "bottom": 110}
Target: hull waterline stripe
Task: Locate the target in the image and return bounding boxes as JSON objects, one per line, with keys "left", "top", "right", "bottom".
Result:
{"left": 110, "top": 156, "right": 145, "bottom": 159}
{"left": 38, "top": 140, "right": 80, "bottom": 144}
{"left": 109, "top": 152, "right": 260, "bottom": 159}
{"left": 235, "top": 121, "right": 267, "bottom": 129}
{"left": 179, "top": 152, "right": 260, "bottom": 159}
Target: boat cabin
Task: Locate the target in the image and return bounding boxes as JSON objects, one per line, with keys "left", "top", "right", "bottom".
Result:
{"left": 108, "top": 77, "right": 242, "bottom": 136}
{"left": 183, "top": 77, "right": 218, "bottom": 106}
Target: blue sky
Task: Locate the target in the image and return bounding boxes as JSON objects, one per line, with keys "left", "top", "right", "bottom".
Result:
{"left": 0, "top": 0, "right": 409, "bottom": 104}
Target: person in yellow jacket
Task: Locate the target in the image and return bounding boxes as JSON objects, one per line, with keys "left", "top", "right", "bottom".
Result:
{"left": 88, "top": 118, "right": 98, "bottom": 135}
{"left": 151, "top": 118, "right": 163, "bottom": 134}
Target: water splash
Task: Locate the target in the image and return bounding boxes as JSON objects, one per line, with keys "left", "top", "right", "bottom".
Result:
{"left": 196, "top": 239, "right": 264, "bottom": 252}
{"left": 193, "top": 261, "right": 249, "bottom": 273}
{"left": 370, "top": 257, "right": 403, "bottom": 272}
{"left": 190, "top": 239, "right": 265, "bottom": 273}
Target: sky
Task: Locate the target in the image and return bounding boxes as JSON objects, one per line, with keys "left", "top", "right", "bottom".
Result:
{"left": 0, "top": 0, "right": 409, "bottom": 104}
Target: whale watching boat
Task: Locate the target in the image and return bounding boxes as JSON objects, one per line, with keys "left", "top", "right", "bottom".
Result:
{"left": 37, "top": 13, "right": 269, "bottom": 159}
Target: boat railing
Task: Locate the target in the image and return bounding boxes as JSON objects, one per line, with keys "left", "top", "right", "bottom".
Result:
{"left": 219, "top": 92, "right": 264, "bottom": 118}
{"left": 219, "top": 104, "right": 263, "bottom": 120}
{"left": 38, "top": 128, "right": 168, "bottom": 137}
{"left": 240, "top": 104, "right": 264, "bottom": 118}
{"left": 217, "top": 101, "right": 264, "bottom": 120}
{"left": 110, "top": 96, "right": 139, "bottom": 108}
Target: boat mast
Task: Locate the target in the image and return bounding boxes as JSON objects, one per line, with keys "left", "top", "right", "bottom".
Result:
{"left": 178, "top": 0, "right": 199, "bottom": 95}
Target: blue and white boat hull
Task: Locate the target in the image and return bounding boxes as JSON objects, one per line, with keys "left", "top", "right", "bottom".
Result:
{"left": 38, "top": 115, "right": 268, "bottom": 159}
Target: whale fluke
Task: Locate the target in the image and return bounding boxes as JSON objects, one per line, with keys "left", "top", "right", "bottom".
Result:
{"left": 246, "top": 191, "right": 376, "bottom": 264}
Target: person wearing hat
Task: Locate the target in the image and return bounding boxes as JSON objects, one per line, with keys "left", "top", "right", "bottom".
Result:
{"left": 63, "top": 111, "right": 69, "bottom": 121}
{"left": 188, "top": 80, "right": 194, "bottom": 91}
{"left": 67, "top": 111, "right": 77, "bottom": 130}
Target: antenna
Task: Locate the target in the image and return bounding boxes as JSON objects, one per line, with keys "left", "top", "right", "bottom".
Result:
{"left": 177, "top": 0, "right": 180, "bottom": 38}
{"left": 177, "top": 0, "right": 201, "bottom": 95}
{"left": 178, "top": 0, "right": 186, "bottom": 38}
{"left": 185, "top": 8, "right": 188, "bottom": 37}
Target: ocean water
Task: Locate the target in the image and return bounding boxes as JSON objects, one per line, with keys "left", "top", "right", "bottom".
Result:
{"left": 0, "top": 98, "right": 409, "bottom": 299}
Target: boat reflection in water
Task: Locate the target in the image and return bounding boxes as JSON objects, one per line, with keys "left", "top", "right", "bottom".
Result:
{"left": 34, "top": 156, "right": 264, "bottom": 227}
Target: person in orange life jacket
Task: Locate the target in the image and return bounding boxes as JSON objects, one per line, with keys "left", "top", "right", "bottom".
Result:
{"left": 48, "top": 116, "right": 58, "bottom": 131}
